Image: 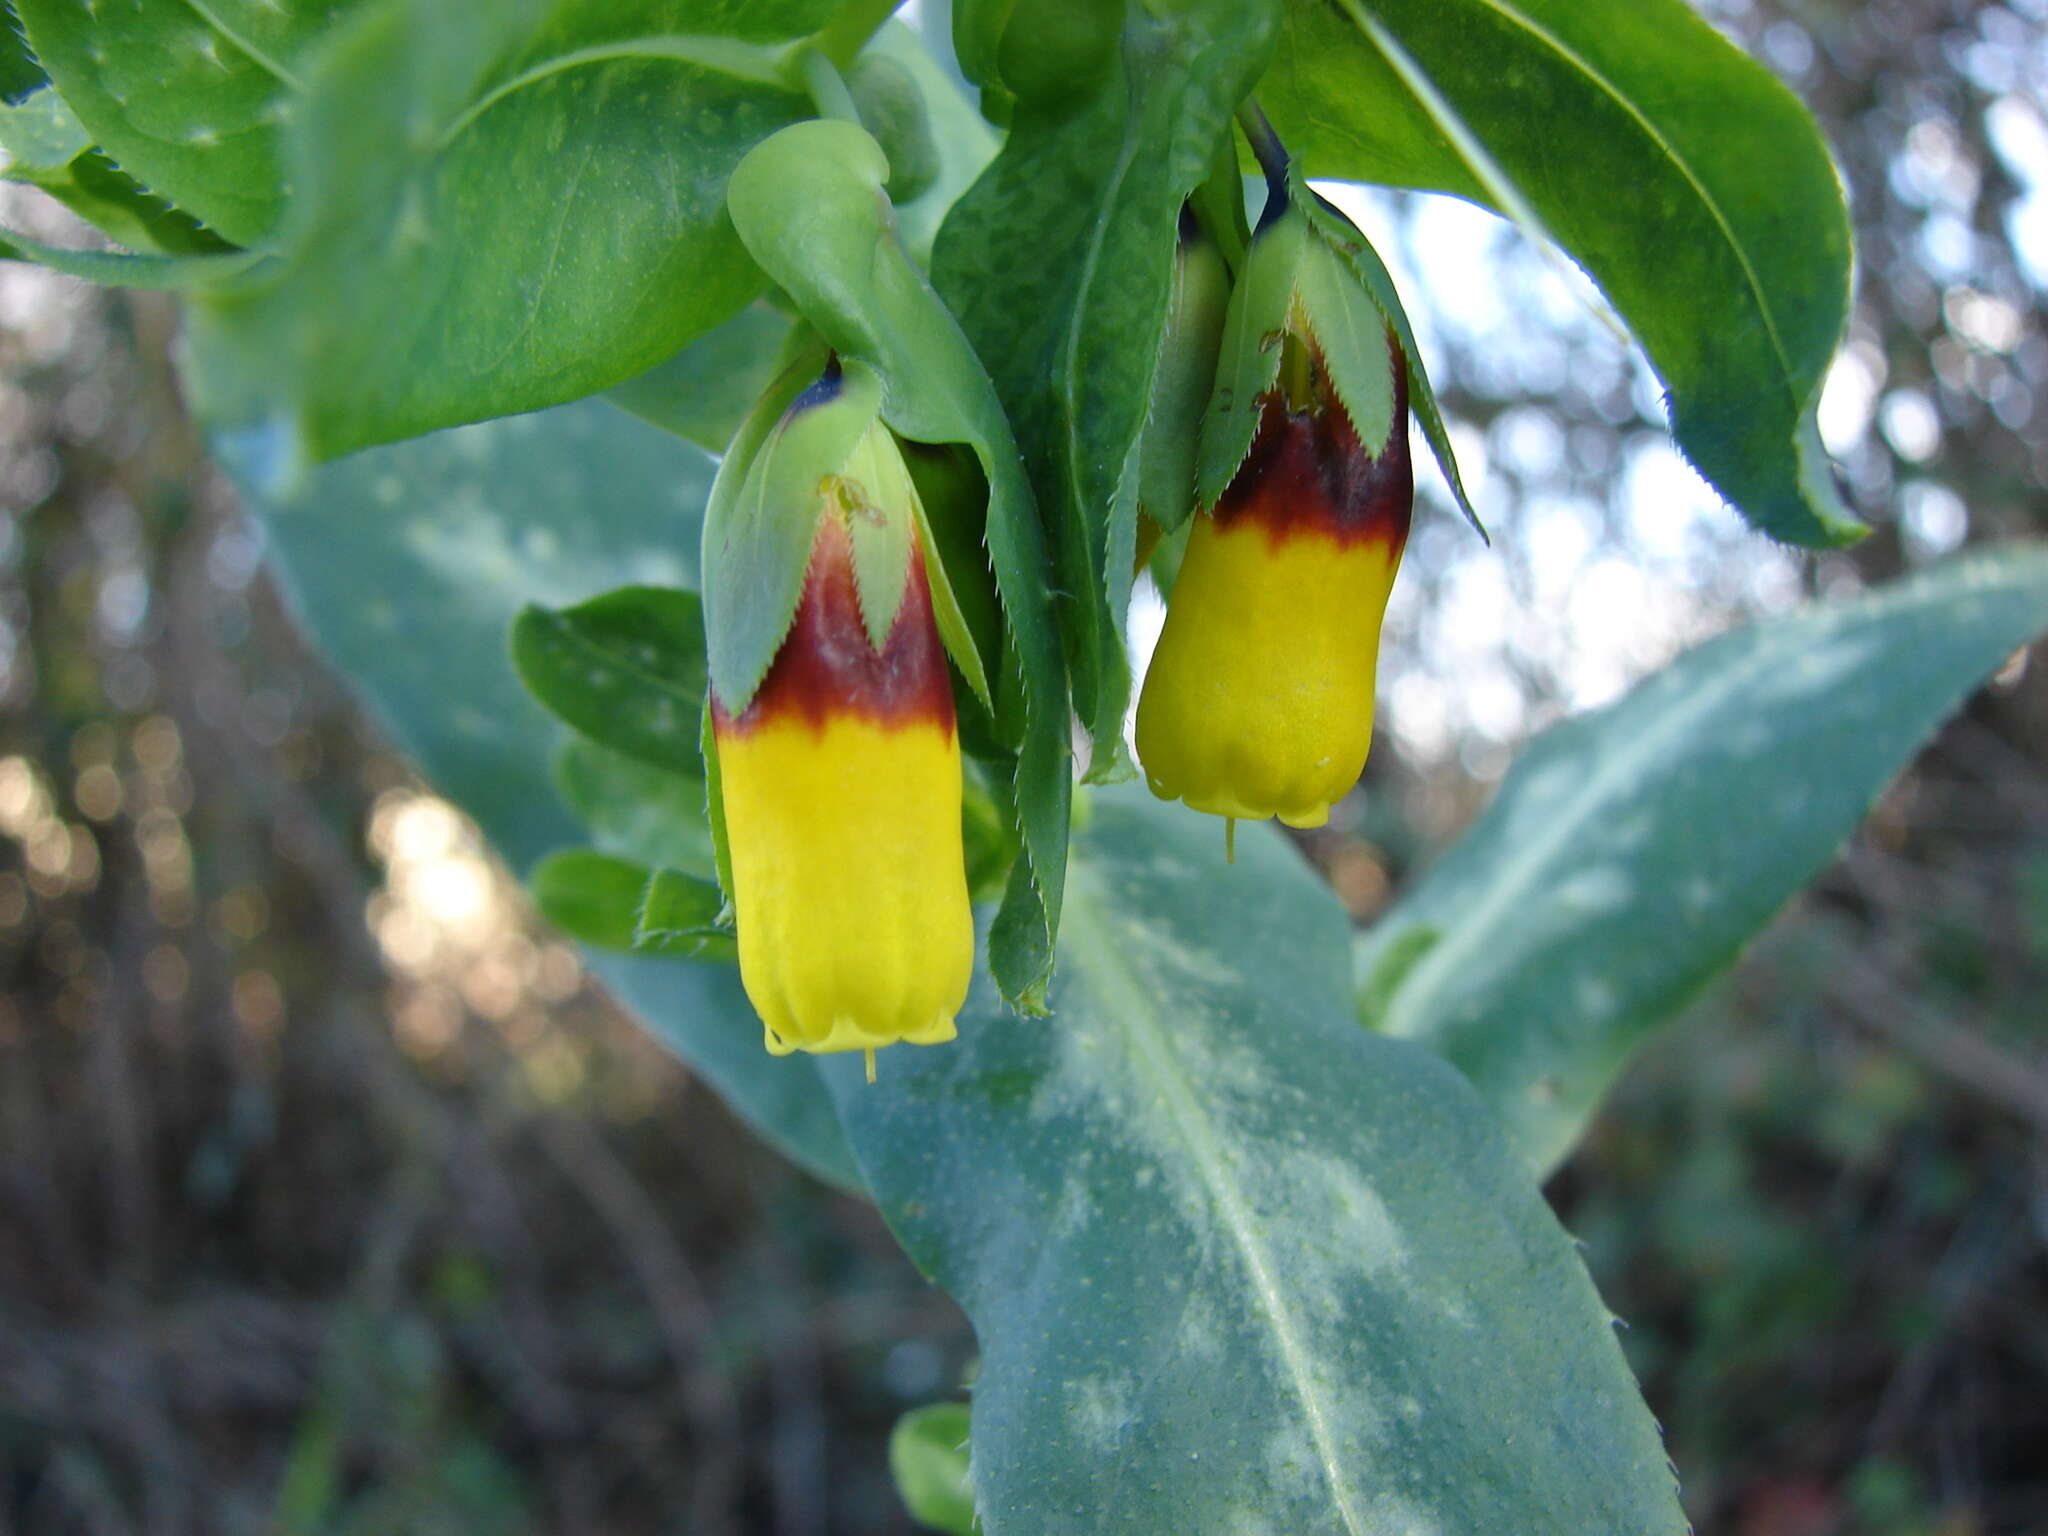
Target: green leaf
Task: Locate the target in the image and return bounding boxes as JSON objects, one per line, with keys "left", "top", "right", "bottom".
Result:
{"left": 0, "top": 85, "right": 232, "bottom": 254}
{"left": 1359, "top": 547, "right": 2048, "bottom": 1178}
{"left": 14, "top": 0, "right": 364, "bottom": 244}
{"left": 1, "top": 1, "right": 46, "bottom": 102}
{"left": 1192, "top": 185, "right": 1430, "bottom": 521}
{"left": 1194, "top": 194, "right": 1299, "bottom": 510}
{"left": 932, "top": 0, "right": 1279, "bottom": 778}
{"left": 1136, "top": 218, "right": 1228, "bottom": 535}
{"left": 830, "top": 791, "right": 1685, "bottom": 1536}
{"left": 244, "top": 397, "right": 859, "bottom": 1192}
{"left": 863, "top": 19, "right": 998, "bottom": 265}
{"left": 510, "top": 586, "right": 707, "bottom": 776}
{"left": 554, "top": 738, "right": 714, "bottom": 882}
{"left": 531, "top": 848, "right": 649, "bottom": 948}
{"left": 912, "top": 488, "right": 994, "bottom": 716}
{"left": 848, "top": 49, "right": 937, "bottom": 202}
{"left": 889, "top": 1403, "right": 977, "bottom": 1536}
{"left": 181, "top": 0, "right": 833, "bottom": 471}
{"left": 529, "top": 851, "right": 733, "bottom": 960}
{"left": 604, "top": 302, "right": 794, "bottom": 455}
{"left": 0, "top": 227, "right": 259, "bottom": 287}
{"left": 948, "top": 0, "right": 1013, "bottom": 105}
{"left": 966, "top": 0, "right": 1122, "bottom": 120}
{"left": 700, "top": 697, "right": 736, "bottom": 906}
{"left": 5, "top": 146, "right": 239, "bottom": 256}
{"left": 844, "top": 420, "right": 920, "bottom": 652}
{"left": 1261, "top": 0, "right": 1859, "bottom": 547}
{"left": 0, "top": 82, "right": 84, "bottom": 167}
{"left": 725, "top": 117, "right": 1071, "bottom": 1010}
{"left": 634, "top": 865, "right": 734, "bottom": 957}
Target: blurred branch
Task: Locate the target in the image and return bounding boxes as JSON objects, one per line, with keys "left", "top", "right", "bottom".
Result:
{"left": 1828, "top": 965, "right": 2048, "bottom": 1135}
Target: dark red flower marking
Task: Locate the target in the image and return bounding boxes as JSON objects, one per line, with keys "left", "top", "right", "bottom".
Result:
{"left": 1215, "top": 332, "right": 1414, "bottom": 557}
{"left": 713, "top": 516, "right": 955, "bottom": 737}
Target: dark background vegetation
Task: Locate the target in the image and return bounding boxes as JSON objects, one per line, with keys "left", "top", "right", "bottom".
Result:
{"left": 3, "top": 1, "right": 2046, "bottom": 1531}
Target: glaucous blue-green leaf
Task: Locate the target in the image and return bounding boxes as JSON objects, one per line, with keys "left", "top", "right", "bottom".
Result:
{"left": 182, "top": 0, "right": 838, "bottom": 473}
{"left": 889, "top": 1403, "right": 976, "bottom": 1536}
{"left": 244, "top": 397, "right": 860, "bottom": 1192}
{"left": 725, "top": 117, "right": 1071, "bottom": 1011}
{"left": 604, "top": 302, "right": 794, "bottom": 455}
{"left": 829, "top": 790, "right": 1685, "bottom": 1536}
{"left": 1259, "top": 0, "right": 1858, "bottom": 548}
{"left": 932, "top": 0, "right": 1278, "bottom": 777}
{"left": 1359, "top": 546, "right": 2048, "bottom": 1178}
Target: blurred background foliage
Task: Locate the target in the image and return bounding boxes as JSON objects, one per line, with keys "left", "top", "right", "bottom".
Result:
{"left": 2, "top": 0, "right": 2046, "bottom": 1532}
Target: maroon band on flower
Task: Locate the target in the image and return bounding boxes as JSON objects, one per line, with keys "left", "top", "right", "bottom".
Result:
{"left": 1213, "top": 333, "right": 1414, "bottom": 557}
{"left": 714, "top": 516, "right": 956, "bottom": 738}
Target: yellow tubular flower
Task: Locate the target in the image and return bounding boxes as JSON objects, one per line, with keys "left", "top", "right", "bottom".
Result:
{"left": 1136, "top": 333, "right": 1413, "bottom": 831}
{"left": 711, "top": 497, "right": 973, "bottom": 1062}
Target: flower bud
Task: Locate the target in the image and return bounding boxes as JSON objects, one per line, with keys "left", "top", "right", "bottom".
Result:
{"left": 1135, "top": 197, "right": 1414, "bottom": 831}
{"left": 1138, "top": 209, "right": 1232, "bottom": 536}
{"left": 707, "top": 373, "right": 973, "bottom": 1061}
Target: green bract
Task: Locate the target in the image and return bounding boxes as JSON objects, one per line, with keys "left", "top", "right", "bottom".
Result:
{"left": 1136, "top": 215, "right": 1231, "bottom": 535}
{"left": 702, "top": 352, "right": 887, "bottom": 715}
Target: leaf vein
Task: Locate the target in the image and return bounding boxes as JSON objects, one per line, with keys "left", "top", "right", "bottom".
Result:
{"left": 1068, "top": 872, "right": 1369, "bottom": 1536}
{"left": 178, "top": 0, "right": 303, "bottom": 91}
{"left": 1458, "top": 0, "right": 1800, "bottom": 403}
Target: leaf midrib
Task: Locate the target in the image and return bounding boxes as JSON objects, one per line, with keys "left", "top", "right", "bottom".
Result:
{"left": 1064, "top": 865, "right": 1368, "bottom": 1536}
{"left": 436, "top": 35, "right": 790, "bottom": 149}
{"left": 1376, "top": 631, "right": 1772, "bottom": 1042}
{"left": 1373, "top": 561, "right": 2039, "bottom": 1041}
{"left": 1375, "top": 0, "right": 1802, "bottom": 408}
{"left": 180, "top": 0, "right": 304, "bottom": 91}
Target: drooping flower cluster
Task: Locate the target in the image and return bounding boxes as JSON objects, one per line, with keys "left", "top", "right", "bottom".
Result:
{"left": 697, "top": 119, "right": 1419, "bottom": 1066}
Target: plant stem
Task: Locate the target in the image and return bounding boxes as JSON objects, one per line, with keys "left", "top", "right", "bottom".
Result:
{"left": 796, "top": 46, "right": 862, "bottom": 126}
{"left": 1235, "top": 99, "right": 1291, "bottom": 206}
{"left": 812, "top": 0, "right": 903, "bottom": 68}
